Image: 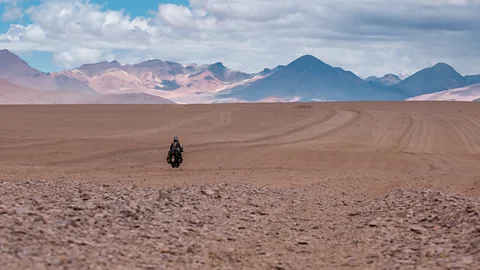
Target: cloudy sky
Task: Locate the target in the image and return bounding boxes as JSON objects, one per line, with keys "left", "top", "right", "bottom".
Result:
{"left": 0, "top": 0, "right": 479, "bottom": 78}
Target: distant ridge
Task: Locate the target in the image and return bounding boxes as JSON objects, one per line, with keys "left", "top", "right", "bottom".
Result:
{"left": 407, "top": 83, "right": 480, "bottom": 101}
{"left": 216, "top": 54, "right": 409, "bottom": 101}
{"left": 0, "top": 49, "right": 94, "bottom": 92}
{"left": 366, "top": 74, "right": 402, "bottom": 86}
{"left": 393, "top": 63, "right": 466, "bottom": 96}
{"left": 1, "top": 49, "right": 479, "bottom": 103}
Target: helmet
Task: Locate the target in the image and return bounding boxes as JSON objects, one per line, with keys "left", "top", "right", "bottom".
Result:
{"left": 173, "top": 136, "right": 178, "bottom": 142}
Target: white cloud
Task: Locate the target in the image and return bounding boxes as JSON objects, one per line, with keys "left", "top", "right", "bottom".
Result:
{"left": 53, "top": 47, "right": 115, "bottom": 69}
{"left": 1, "top": 0, "right": 23, "bottom": 21}
{"left": 158, "top": 4, "right": 193, "bottom": 27}
{"left": 23, "top": 0, "right": 154, "bottom": 40}
{"left": 1, "top": 5, "right": 22, "bottom": 21}
{"left": 0, "top": 0, "right": 480, "bottom": 77}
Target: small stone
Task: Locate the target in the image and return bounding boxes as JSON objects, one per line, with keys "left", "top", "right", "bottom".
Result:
{"left": 348, "top": 212, "right": 360, "bottom": 216}
{"left": 368, "top": 220, "right": 379, "bottom": 227}
{"left": 465, "top": 204, "right": 476, "bottom": 213}
{"left": 425, "top": 249, "right": 435, "bottom": 257}
{"left": 158, "top": 191, "right": 171, "bottom": 200}
{"left": 0, "top": 205, "right": 9, "bottom": 215}
{"left": 15, "top": 207, "right": 28, "bottom": 215}
{"left": 201, "top": 189, "right": 215, "bottom": 196}
{"left": 410, "top": 225, "right": 426, "bottom": 234}
{"left": 160, "top": 249, "right": 174, "bottom": 254}
{"left": 80, "top": 193, "right": 91, "bottom": 201}
{"left": 462, "top": 255, "right": 473, "bottom": 264}
{"left": 33, "top": 215, "right": 46, "bottom": 224}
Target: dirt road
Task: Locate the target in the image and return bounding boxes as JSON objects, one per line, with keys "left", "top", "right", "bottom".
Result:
{"left": 1, "top": 102, "right": 479, "bottom": 269}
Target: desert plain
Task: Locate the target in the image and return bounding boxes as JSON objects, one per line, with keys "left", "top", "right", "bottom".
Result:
{"left": 1, "top": 101, "right": 480, "bottom": 269}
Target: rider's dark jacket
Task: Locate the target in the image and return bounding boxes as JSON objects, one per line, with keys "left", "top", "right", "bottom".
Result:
{"left": 170, "top": 141, "right": 182, "bottom": 151}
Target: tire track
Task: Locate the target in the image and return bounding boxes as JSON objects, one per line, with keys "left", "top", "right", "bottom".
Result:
{"left": 37, "top": 110, "right": 338, "bottom": 166}
{"left": 0, "top": 112, "right": 214, "bottom": 150}
{"left": 194, "top": 109, "right": 357, "bottom": 167}
{"left": 392, "top": 113, "right": 443, "bottom": 171}
{"left": 398, "top": 151, "right": 435, "bottom": 171}
{"left": 262, "top": 109, "right": 359, "bottom": 145}
{"left": 421, "top": 153, "right": 453, "bottom": 171}
{"left": 400, "top": 113, "right": 474, "bottom": 172}
{"left": 173, "top": 109, "right": 348, "bottom": 166}
{"left": 419, "top": 113, "right": 458, "bottom": 171}
{"left": 185, "top": 109, "right": 338, "bottom": 149}
{"left": 413, "top": 117, "right": 430, "bottom": 153}
{"left": 41, "top": 147, "right": 154, "bottom": 166}
{"left": 404, "top": 114, "right": 421, "bottom": 153}
{"left": 460, "top": 115, "right": 480, "bottom": 129}
{"left": 388, "top": 112, "right": 414, "bottom": 152}
{"left": 106, "top": 111, "right": 215, "bottom": 138}
{"left": 457, "top": 115, "right": 480, "bottom": 153}
{"left": 314, "top": 109, "right": 376, "bottom": 151}
{"left": 397, "top": 112, "right": 430, "bottom": 153}
{"left": 190, "top": 109, "right": 360, "bottom": 150}
{"left": 39, "top": 109, "right": 358, "bottom": 166}
{"left": 357, "top": 111, "right": 409, "bottom": 152}
{"left": 344, "top": 109, "right": 429, "bottom": 154}
{"left": 437, "top": 114, "right": 480, "bottom": 154}
{"left": 189, "top": 111, "right": 233, "bottom": 132}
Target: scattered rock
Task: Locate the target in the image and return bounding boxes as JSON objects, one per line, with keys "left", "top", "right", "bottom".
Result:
{"left": 357, "top": 189, "right": 480, "bottom": 269}
{"left": 201, "top": 189, "right": 216, "bottom": 196}
{"left": 409, "top": 225, "right": 426, "bottom": 234}
{"left": 368, "top": 219, "right": 380, "bottom": 227}
{"left": 348, "top": 211, "right": 360, "bottom": 217}
{"left": 462, "top": 255, "right": 473, "bottom": 264}
{"left": 0, "top": 181, "right": 479, "bottom": 269}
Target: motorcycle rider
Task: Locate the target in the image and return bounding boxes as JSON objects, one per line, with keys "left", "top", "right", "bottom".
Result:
{"left": 168, "top": 136, "right": 183, "bottom": 163}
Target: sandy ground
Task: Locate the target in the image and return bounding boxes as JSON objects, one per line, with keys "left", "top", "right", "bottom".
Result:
{"left": 0, "top": 101, "right": 479, "bottom": 269}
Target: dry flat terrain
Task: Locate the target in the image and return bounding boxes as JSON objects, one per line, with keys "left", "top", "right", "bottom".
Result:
{"left": 1, "top": 101, "right": 480, "bottom": 269}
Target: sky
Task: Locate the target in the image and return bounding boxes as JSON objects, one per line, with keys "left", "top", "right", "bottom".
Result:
{"left": 0, "top": 0, "right": 479, "bottom": 78}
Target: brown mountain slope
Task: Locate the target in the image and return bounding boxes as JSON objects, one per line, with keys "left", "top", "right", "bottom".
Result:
{"left": 0, "top": 79, "right": 175, "bottom": 104}
{"left": 53, "top": 59, "right": 260, "bottom": 96}
{"left": 0, "top": 78, "right": 89, "bottom": 104}
{"left": 77, "top": 93, "right": 176, "bottom": 104}
{"left": 0, "top": 50, "right": 94, "bottom": 92}
{"left": 1, "top": 50, "right": 272, "bottom": 103}
{"left": 0, "top": 50, "right": 56, "bottom": 90}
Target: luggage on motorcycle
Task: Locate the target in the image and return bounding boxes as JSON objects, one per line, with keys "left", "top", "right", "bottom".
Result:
{"left": 167, "top": 149, "right": 182, "bottom": 168}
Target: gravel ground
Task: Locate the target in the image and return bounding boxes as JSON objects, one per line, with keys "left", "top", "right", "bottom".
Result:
{"left": 1, "top": 180, "right": 479, "bottom": 269}
{"left": 356, "top": 189, "right": 480, "bottom": 269}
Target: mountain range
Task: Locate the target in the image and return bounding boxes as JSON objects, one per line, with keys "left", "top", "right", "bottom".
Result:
{"left": 216, "top": 55, "right": 411, "bottom": 102}
{"left": 0, "top": 49, "right": 479, "bottom": 104}
{"left": 407, "top": 83, "right": 480, "bottom": 102}
{"left": 365, "top": 74, "right": 402, "bottom": 86}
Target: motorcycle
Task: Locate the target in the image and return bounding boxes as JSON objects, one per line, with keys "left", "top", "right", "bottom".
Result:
{"left": 167, "top": 149, "right": 183, "bottom": 168}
